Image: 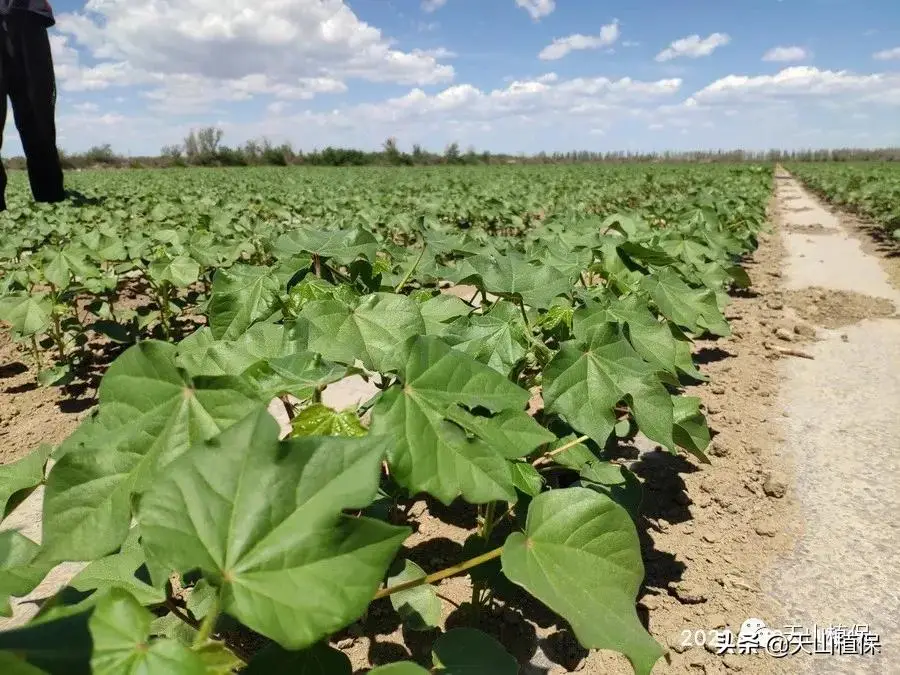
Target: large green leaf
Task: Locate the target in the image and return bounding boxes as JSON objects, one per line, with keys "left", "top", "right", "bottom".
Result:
{"left": 89, "top": 589, "right": 206, "bottom": 675}
{"left": 240, "top": 353, "right": 348, "bottom": 401}
{"left": 0, "top": 293, "right": 52, "bottom": 336}
{"left": 543, "top": 327, "right": 675, "bottom": 451}
{"left": 371, "top": 336, "right": 545, "bottom": 505}
{"left": 456, "top": 251, "right": 572, "bottom": 308}
{"left": 176, "top": 323, "right": 297, "bottom": 377}
{"left": 273, "top": 227, "right": 380, "bottom": 265}
{"left": 0, "top": 531, "right": 52, "bottom": 618}
{"left": 640, "top": 268, "right": 730, "bottom": 336}
{"left": 243, "top": 642, "right": 351, "bottom": 674}
{"left": 207, "top": 264, "right": 282, "bottom": 340}
{"left": 431, "top": 628, "right": 518, "bottom": 675}
{"left": 387, "top": 560, "right": 441, "bottom": 631}
{"left": 0, "top": 444, "right": 52, "bottom": 520}
{"left": 0, "top": 608, "right": 92, "bottom": 674}
{"left": 672, "top": 396, "right": 711, "bottom": 463}
{"left": 137, "top": 408, "right": 409, "bottom": 650}
{"left": 443, "top": 300, "right": 528, "bottom": 375}
{"left": 296, "top": 293, "right": 425, "bottom": 373}
{"left": 502, "top": 488, "right": 664, "bottom": 675}
{"left": 68, "top": 528, "right": 164, "bottom": 606}
{"left": 148, "top": 256, "right": 200, "bottom": 288}
{"left": 290, "top": 404, "right": 367, "bottom": 438}
{"left": 40, "top": 341, "right": 262, "bottom": 562}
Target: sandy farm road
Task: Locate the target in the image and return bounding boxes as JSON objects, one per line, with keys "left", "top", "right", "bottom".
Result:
{"left": 761, "top": 173, "right": 900, "bottom": 674}
{"left": 0, "top": 170, "right": 898, "bottom": 674}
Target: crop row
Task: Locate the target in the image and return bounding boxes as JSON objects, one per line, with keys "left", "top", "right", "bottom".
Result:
{"left": 787, "top": 162, "right": 900, "bottom": 237}
{"left": 0, "top": 164, "right": 772, "bottom": 674}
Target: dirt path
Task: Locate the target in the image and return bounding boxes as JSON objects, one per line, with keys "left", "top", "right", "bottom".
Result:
{"left": 759, "top": 173, "right": 900, "bottom": 674}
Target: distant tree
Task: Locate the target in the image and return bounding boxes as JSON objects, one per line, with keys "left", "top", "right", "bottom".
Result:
{"left": 444, "top": 141, "right": 461, "bottom": 164}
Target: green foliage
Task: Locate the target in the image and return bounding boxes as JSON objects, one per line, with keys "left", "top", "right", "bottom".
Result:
{"left": 0, "top": 163, "right": 772, "bottom": 673}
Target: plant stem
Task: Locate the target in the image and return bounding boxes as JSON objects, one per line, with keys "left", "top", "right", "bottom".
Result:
{"left": 373, "top": 547, "right": 503, "bottom": 600}
{"left": 532, "top": 434, "right": 591, "bottom": 467}
{"left": 30, "top": 335, "right": 42, "bottom": 373}
{"left": 394, "top": 244, "right": 427, "bottom": 293}
{"left": 518, "top": 299, "right": 531, "bottom": 330}
{"left": 193, "top": 589, "right": 220, "bottom": 647}
{"left": 165, "top": 597, "right": 251, "bottom": 665}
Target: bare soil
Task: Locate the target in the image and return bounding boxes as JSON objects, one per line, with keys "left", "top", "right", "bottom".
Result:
{"left": 0, "top": 331, "right": 87, "bottom": 465}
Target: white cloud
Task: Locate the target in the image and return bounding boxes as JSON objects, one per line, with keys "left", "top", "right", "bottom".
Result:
{"left": 216, "top": 73, "right": 681, "bottom": 148}
{"left": 516, "top": 0, "right": 556, "bottom": 20}
{"left": 421, "top": 0, "right": 447, "bottom": 12}
{"left": 655, "top": 33, "right": 730, "bottom": 62}
{"left": 762, "top": 46, "right": 809, "bottom": 62}
{"left": 691, "top": 66, "right": 900, "bottom": 105}
{"left": 538, "top": 20, "right": 620, "bottom": 61}
{"left": 54, "top": 0, "right": 454, "bottom": 112}
{"left": 873, "top": 47, "right": 900, "bottom": 60}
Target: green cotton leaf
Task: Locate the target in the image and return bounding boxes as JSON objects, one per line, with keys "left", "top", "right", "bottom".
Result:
{"left": 89, "top": 589, "right": 206, "bottom": 675}
{"left": 672, "top": 396, "right": 711, "bottom": 463}
{"left": 207, "top": 264, "right": 282, "bottom": 340}
{"left": 673, "top": 334, "right": 707, "bottom": 382}
{"left": 0, "top": 444, "right": 52, "bottom": 519}
{"left": 0, "top": 652, "right": 49, "bottom": 674}
{"left": 290, "top": 403, "right": 367, "bottom": 438}
{"left": 418, "top": 294, "right": 471, "bottom": 336}
{"left": 0, "top": 608, "right": 92, "bottom": 675}
{"left": 192, "top": 641, "right": 244, "bottom": 675}
{"left": 0, "top": 293, "right": 52, "bottom": 336}
{"left": 243, "top": 642, "right": 352, "bottom": 675}
{"left": 617, "top": 241, "right": 676, "bottom": 268}
{"left": 502, "top": 488, "right": 664, "bottom": 675}
{"left": 368, "top": 664, "right": 429, "bottom": 675}
{"left": 551, "top": 438, "right": 625, "bottom": 485}
{"left": 242, "top": 353, "right": 348, "bottom": 402}
{"left": 273, "top": 227, "right": 380, "bottom": 264}
{"left": 40, "top": 341, "right": 263, "bottom": 563}
{"left": 0, "top": 531, "right": 53, "bottom": 618}
{"left": 543, "top": 330, "right": 675, "bottom": 452}
{"left": 456, "top": 251, "right": 572, "bottom": 309}
{"left": 176, "top": 323, "right": 300, "bottom": 377}
{"left": 41, "top": 247, "right": 97, "bottom": 288}
{"left": 68, "top": 528, "right": 164, "bottom": 606}
{"left": 510, "top": 462, "right": 543, "bottom": 497}
{"left": 371, "top": 336, "right": 536, "bottom": 505}
{"left": 431, "top": 628, "right": 518, "bottom": 675}
{"left": 284, "top": 277, "right": 358, "bottom": 317}
{"left": 577, "top": 296, "right": 680, "bottom": 377}
{"left": 148, "top": 256, "right": 200, "bottom": 288}
{"left": 137, "top": 408, "right": 409, "bottom": 650}
{"left": 296, "top": 293, "right": 426, "bottom": 373}
{"left": 640, "top": 268, "right": 730, "bottom": 337}
{"left": 387, "top": 559, "right": 441, "bottom": 631}
{"left": 580, "top": 465, "right": 643, "bottom": 522}
{"left": 443, "top": 300, "right": 529, "bottom": 375}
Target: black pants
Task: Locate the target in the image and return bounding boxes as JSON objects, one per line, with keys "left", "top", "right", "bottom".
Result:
{"left": 0, "top": 12, "right": 64, "bottom": 210}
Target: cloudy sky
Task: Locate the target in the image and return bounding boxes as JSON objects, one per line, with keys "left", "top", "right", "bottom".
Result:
{"left": 7, "top": 0, "right": 900, "bottom": 156}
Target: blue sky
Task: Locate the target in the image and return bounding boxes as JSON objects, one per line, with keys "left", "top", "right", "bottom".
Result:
{"left": 5, "top": 0, "right": 900, "bottom": 156}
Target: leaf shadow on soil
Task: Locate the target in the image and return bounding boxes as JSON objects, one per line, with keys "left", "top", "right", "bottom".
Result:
{"left": 0, "top": 361, "right": 28, "bottom": 378}
{"left": 627, "top": 450, "right": 696, "bottom": 595}
{"left": 694, "top": 346, "right": 734, "bottom": 366}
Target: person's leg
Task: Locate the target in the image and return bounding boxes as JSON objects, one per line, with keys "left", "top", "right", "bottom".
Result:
{"left": 0, "top": 20, "right": 10, "bottom": 212}
{"left": 5, "top": 12, "right": 64, "bottom": 203}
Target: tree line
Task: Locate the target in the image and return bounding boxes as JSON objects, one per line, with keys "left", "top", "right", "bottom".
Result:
{"left": 5, "top": 126, "right": 900, "bottom": 170}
